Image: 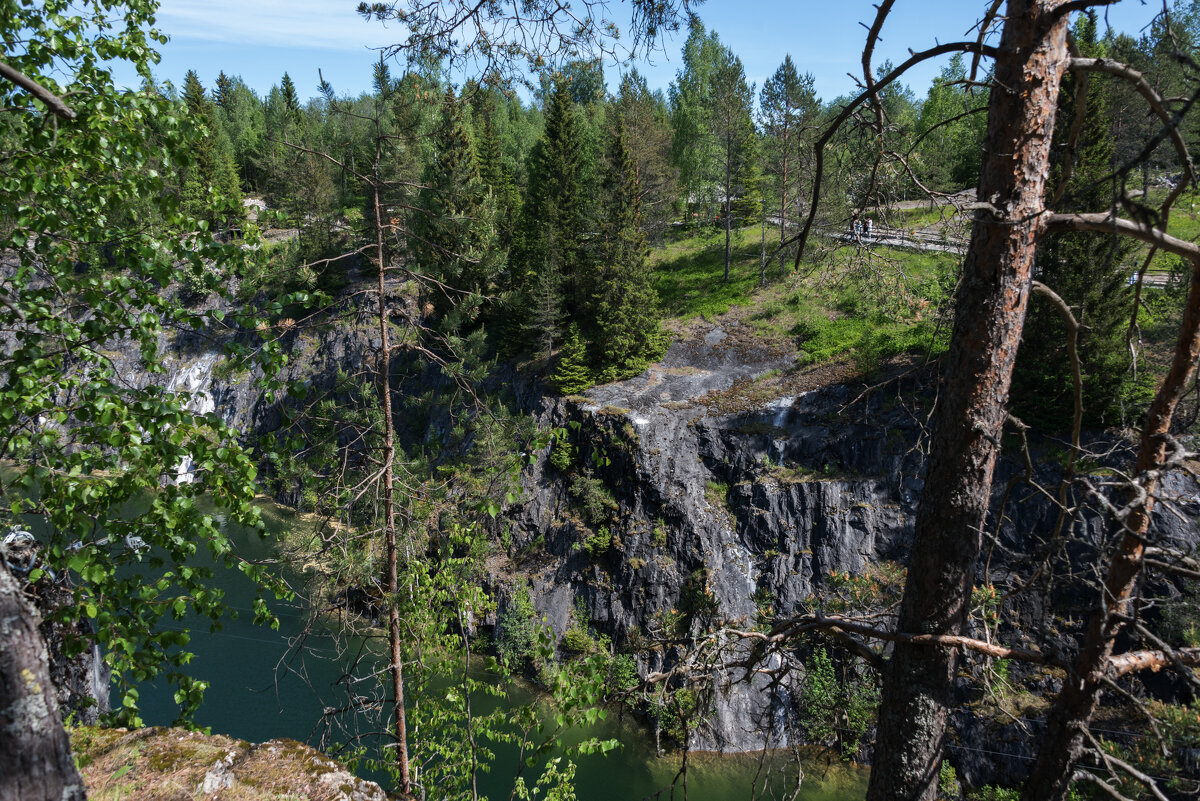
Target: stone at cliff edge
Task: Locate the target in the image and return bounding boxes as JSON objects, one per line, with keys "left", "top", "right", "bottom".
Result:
{"left": 71, "top": 726, "right": 393, "bottom": 801}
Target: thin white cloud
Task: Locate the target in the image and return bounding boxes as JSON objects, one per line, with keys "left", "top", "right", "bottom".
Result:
{"left": 157, "top": 0, "right": 399, "bottom": 51}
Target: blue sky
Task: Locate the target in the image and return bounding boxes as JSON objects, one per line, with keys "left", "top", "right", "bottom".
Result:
{"left": 134, "top": 1, "right": 1166, "bottom": 104}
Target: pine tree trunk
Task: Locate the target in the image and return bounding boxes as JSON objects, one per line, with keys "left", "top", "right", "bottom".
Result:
{"left": 780, "top": 141, "right": 789, "bottom": 272}
{"left": 760, "top": 205, "right": 767, "bottom": 286}
{"left": 866, "top": 3, "right": 1069, "bottom": 799}
{"left": 0, "top": 561, "right": 86, "bottom": 801}
{"left": 1022, "top": 252, "right": 1200, "bottom": 800}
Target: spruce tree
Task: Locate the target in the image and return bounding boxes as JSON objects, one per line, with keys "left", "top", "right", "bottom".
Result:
{"left": 551, "top": 324, "right": 593, "bottom": 394}
{"left": 513, "top": 77, "right": 586, "bottom": 356}
{"left": 279, "top": 71, "right": 302, "bottom": 128}
{"left": 1014, "top": 13, "right": 1135, "bottom": 429}
{"left": 588, "top": 120, "right": 667, "bottom": 382}
{"left": 213, "top": 70, "right": 234, "bottom": 112}
{"left": 410, "top": 88, "right": 502, "bottom": 332}
{"left": 478, "top": 108, "right": 519, "bottom": 252}
{"left": 179, "top": 70, "right": 243, "bottom": 233}
{"left": 523, "top": 265, "right": 565, "bottom": 358}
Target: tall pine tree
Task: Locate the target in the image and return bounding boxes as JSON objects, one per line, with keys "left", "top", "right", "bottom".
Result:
{"left": 588, "top": 120, "right": 667, "bottom": 382}
{"left": 513, "top": 77, "right": 586, "bottom": 356}
{"left": 614, "top": 70, "right": 678, "bottom": 242}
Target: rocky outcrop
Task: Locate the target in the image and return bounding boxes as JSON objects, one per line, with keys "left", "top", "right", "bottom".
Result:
{"left": 105, "top": 309, "right": 1200, "bottom": 785}
{"left": 491, "top": 323, "right": 1200, "bottom": 778}
{"left": 2, "top": 531, "right": 111, "bottom": 726}
{"left": 71, "top": 726, "right": 390, "bottom": 801}
{"left": 494, "top": 328, "right": 925, "bottom": 753}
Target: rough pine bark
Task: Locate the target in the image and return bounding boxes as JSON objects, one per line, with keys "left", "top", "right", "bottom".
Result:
{"left": 0, "top": 560, "right": 86, "bottom": 801}
{"left": 865, "top": 3, "right": 1070, "bottom": 799}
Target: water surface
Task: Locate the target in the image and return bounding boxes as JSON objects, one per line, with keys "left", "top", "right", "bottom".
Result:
{"left": 131, "top": 506, "right": 866, "bottom": 801}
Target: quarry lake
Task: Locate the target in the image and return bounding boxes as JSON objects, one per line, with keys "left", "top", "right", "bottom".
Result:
{"left": 128, "top": 506, "right": 868, "bottom": 801}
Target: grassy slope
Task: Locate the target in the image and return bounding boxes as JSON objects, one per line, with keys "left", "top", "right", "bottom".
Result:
{"left": 649, "top": 223, "right": 959, "bottom": 373}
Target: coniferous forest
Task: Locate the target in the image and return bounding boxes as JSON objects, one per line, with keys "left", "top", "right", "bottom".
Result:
{"left": 4, "top": 2, "right": 1200, "bottom": 801}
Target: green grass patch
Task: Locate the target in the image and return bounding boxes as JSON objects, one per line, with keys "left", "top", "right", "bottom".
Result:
{"left": 885, "top": 203, "right": 962, "bottom": 232}
{"left": 704, "top": 480, "right": 730, "bottom": 510}
{"left": 648, "top": 227, "right": 957, "bottom": 374}
{"left": 749, "top": 247, "right": 956, "bottom": 371}
{"left": 651, "top": 226, "right": 764, "bottom": 319}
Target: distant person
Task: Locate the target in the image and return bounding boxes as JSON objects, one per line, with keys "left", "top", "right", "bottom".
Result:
{"left": 865, "top": 217, "right": 874, "bottom": 238}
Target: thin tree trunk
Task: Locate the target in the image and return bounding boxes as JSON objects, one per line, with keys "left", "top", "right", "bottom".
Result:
{"left": 724, "top": 131, "right": 733, "bottom": 282}
{"left": 780, "top": 140, "right": 789, "bottom": 272}
{"left": 866, "top": 4, "right": 1069, "bottom": 800}
{"left": 372, "top": 178, "right": 412, "bottom": 796}
{"left": 0, "top": 561, "right": 86, "bottom": 801}
{"left": 760, "top": 202, "right": 767, "bottom": 286}
{"left": 1022, "top": 253, "right": 1200, "bottom": 800}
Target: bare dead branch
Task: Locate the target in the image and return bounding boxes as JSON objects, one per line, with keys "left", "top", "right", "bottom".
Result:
{"left": 792, "top": 40, "right": 999, "bottom": 270}
{"left": 1143, "top": 558, "right": 1200, "bottom": 580}
{"left": 1100, "top": 675, "right": 1170, "bottom": 757}
{"left": 969, "top": 0, "right": 1006, "bottom": 85}
{"left": 860, "top": 0, "right": 894, "bottom": 142}
{"left": 1044, "top": 212, "right": 1200, "bottom": 259}
{"left": 1050, "top": 0, "right": 1122, "bottom": 22}
{"left": 1107, "top": 645, "right": 1200, "bottom": 678}
{"left": 1073, "top": 770, "right": 1138, "bottom": 801}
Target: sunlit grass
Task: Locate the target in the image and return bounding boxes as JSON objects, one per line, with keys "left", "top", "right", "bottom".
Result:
{"left": 884, "top": 203, "right": 962, "bottom": 232}
{"left": 649, "top": 224, "right": 958, "bottom": 372}
{"left": 650, "top": 225, "right": 767, "bottom": 319}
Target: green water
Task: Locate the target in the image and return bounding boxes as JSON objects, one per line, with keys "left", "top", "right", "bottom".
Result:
{"left": 128, "top": 507, "right": 866, "bottom": 801}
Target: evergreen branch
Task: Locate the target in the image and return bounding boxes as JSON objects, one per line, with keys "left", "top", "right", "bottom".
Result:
{"left": 1083, "top": 728, "right": 1171, "bottom": 801}
{"left": 1068, "top": 56, "right": 1197, "bottom": 187}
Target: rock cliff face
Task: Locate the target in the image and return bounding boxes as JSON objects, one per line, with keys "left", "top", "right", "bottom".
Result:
{"left": 106, "top": 313, "right": 1200, "bottom": 783}
{"left": 489, "top": 322, "right": 1200, "bottom": 778}
{"left": 498, "top": 326, "right": 924, "bottom": 753}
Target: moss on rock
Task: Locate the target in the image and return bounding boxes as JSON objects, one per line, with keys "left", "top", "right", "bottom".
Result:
{"left": 71, "top": 726, "right": 394, "bottom": 801}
